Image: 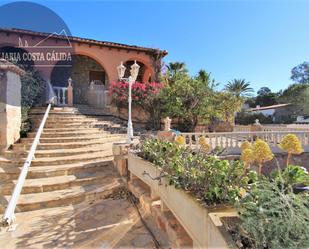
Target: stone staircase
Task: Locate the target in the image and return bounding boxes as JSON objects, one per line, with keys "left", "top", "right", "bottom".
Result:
{"left": 0, "top": 106, "right": 128, "bottom": 214}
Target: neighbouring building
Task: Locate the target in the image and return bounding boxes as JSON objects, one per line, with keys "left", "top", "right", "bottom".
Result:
{"left": 295, "top": 115, "right": 309, "bottom": 124}
{"left": 248, "top": 103, "right": 293, "bottom": 123}
{"left": 0, "top": 28, "right": 167, "bottom": 107}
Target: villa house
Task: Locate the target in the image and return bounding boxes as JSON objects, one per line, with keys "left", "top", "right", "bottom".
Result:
{"left": 249, "top": 103, "right": 293, "bottom": 123}
{"left": 0, "top": 28, "right": 167, "bottom": 107}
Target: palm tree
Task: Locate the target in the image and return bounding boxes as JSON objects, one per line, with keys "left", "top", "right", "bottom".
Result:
{"left": 225, "top": 79, "right": 254, "bottom": 97}
{"left": 196, "top": 69, "right": 217, "bottom": 89}
{"left": 166, "top": 62, "right": 187, "bottom": 77}
{"left": 197, "top": 69, "right": 210, "bottom": 83}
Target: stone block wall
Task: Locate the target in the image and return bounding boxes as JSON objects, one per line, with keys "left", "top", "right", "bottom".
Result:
{"left": 0, "top": 60, "right": 24, "bottom": 151}
{"left": 112, "top": 143, "right": 193, "bottom": 248}
{"left": 109, "top": 106, "right": 150, "bottom": 125}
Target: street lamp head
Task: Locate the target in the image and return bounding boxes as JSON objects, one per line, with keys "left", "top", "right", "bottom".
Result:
{"left": 130, "top": 60, "right": 140, "bottom": 82}
{"left": 117, "top": 61, "right": 126, "bottom": 79}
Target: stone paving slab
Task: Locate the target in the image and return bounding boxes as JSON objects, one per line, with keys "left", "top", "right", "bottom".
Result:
{"left": 0, "top": 198, "right": 169, "bottom": 249}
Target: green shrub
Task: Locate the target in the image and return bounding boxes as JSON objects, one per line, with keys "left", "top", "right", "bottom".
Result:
{"left": 236, "top": 111, "right": 273, "bottom": 125}
{"left": 138, "top": 138, "right": 257, "bottom": 205}
{"left": 19, "top": 65, "right": 46, "bottom": 136}
{"left": 20, "top": 65, "right": 46, "bottom": 109}
{"left": 237, "top": 179, "right": 309, "bottom": 249}
{"left": 271, "top": 165, "right": 309, "bottom": 188}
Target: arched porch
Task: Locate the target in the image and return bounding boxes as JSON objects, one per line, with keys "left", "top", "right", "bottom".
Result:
{"left": 50, "top": 54, "right": 109, "bottom": 107}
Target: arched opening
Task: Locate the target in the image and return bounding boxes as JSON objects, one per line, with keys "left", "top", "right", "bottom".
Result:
{"left": 51, "top": 54, "right": 108, "bottom": 105}
{"left": 0, "top": 46, "right": 34, "bottom": 68}
{"left": 124, "top": 60, "right": 151, "bottom": 82}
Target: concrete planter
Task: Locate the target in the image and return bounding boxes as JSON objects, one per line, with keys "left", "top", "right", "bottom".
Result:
{"left": 128, "top": 154, "right": 161, "bottom": 192}
{"left": 128, "top": 153, "right": 238, "bottom": 249}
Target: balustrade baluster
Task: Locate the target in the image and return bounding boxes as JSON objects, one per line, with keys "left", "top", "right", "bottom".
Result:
{"left": 225, "top": 134, "right": 229, "bottom": 148}
{"left": 209, "top": 135, "right": 213, "bottom": 149}
{"left": 63, "top": 88, "right": 66, "bottom": 105}
{"left": 194, "top": 134, "right": 198, "bottom": 149}
{"left": 299, "top": 133, "right": 302, "bottom": 145}
{"left": 215, "top": 135, "right": 218, "bottom": 148}
{"left": 57, "top": 89, "right": 60, "bottom": 104}
{"left": 219, "top": 134, "right": 223, "bottom": 148}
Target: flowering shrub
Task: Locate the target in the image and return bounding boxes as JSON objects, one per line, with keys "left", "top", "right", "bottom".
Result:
{"left": 251, "top": 139, "right": 274, "bottom": 175}
{"left": 241, "top": 148, "right": 254, "bottom": 169}
{"left": 240, "top": 141, "right": 251, "bottom": 151}
{"left": 109, "top": 81, "right": 164, "bottom": 108}
{"left": 175, "top": 135, "right": 186, "bottom": 146}
{"left": 279, "top": 134, "right": 304, "bottom": 166}
{"left": 138, "top": 138, "right": 257, "bottom": 205}
{"left": 199, "top": 136, "right": 211, "bottom": 153}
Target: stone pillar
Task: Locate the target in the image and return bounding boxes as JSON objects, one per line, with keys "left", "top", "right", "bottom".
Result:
{"left": 0, "top": 59, "right": 24, "bottom": 151}
{"left": 250, "top": 119, "right": 263, "bottom": 132}
{"left": 157, "top": 116, "right": 175, "bottom": 142}
{"left": 112, "top": 142, "right": 131, "bottom": 178}
{"left": 163, "top": 116, "right": 171, "bottom": 131}
{"left": 67, "top": 78, "right": 73, "bottom": 107}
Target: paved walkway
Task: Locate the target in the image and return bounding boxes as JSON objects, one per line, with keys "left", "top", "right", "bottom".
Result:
{"left": 0, "top": 197, "right": 168, "bottom": 249}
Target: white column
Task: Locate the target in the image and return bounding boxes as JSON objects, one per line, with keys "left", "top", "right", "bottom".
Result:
{"left": 127, "top": 77, "right": 134, "bottom": 143}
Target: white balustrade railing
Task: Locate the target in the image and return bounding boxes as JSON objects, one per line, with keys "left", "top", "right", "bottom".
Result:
{"left": 234, "top": 124, "right": 309, "bottom": 132}
{"left": 233, "top": 125, "right": 250, "bottom": 132}
{"left": 53, "top": 86, "right": 68, "bottom": 106}
{"left": 180, "top": 131, "right": 309, "bottom": 151}
{"left": 2, "top": 102, "right": 52, "bottom": 226}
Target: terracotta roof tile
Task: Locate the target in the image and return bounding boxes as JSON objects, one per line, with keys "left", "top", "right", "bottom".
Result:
{"left": 0, "top": 28, "right": 168, "bottom": 56}
{"left": 250, "top": 103, "right": 291, "bottom": 111}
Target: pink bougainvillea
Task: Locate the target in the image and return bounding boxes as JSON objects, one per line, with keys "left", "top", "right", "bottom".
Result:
{"left": 109, "top": 81, "right": 164, "bottom": 107}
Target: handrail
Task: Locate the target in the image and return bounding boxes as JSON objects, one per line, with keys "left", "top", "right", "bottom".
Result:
{"left": 2, "top": 102, "right": 52, "bottom": 226}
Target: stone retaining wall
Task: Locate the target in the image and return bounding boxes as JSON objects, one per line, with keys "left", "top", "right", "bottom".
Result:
{"left": 0, "top": 59, "right": 24, "bottom": 151}
{"left": 112, "top": 143, "right": 237, "bottom": 249}
{"left": 112, "top": 143, "right": 193, "bottom": 248}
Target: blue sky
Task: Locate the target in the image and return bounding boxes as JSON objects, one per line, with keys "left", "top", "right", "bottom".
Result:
{"left": 1, "top": 0, "right": 309, "bottom": 93}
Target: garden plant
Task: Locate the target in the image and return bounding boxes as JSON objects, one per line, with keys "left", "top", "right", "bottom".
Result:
{"left": 135, "top": 135, "right": 309, "bottom": 249}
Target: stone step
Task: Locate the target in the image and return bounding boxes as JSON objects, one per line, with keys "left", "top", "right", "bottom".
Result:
{"left": 29, "top": 108, "right": 109, "bottom": 116}
{"left": 0, "top": 169, "right": 116, "bottom": 195}
{"left": 31, "top": 120, "right": 118, "bottom": 126}
{"left": 0, "top": 177, "right": 123, "bottom": 213}
{"left": 34, "top": 127, "right": 107, "bottom": 132}
{"left": 13, "top": 136, "right": 126, "bottom": 150}
{"left": 29, "top": 115, "right": 118, "bottom": 122}
{"left": 5, "top": 143, "right": 114, "bottom": 159}
{"left": 26, "top": 130, "right": 111, "bottom": 138}
{"left": 20, "top": 134, "right": 126, "bottom": 144}
{"left": 30, "top": 118, "right": 118, "bottom": 125}
{"left": 29, "top": 114, "right": 116, "bottom": 121}
{"left": 0, "top": 151, "right": 114, "bottom": 167}
{"left": 0, "top": 157, "right": 114, "bottom": 180}
{"left": 34, "top": 127, "right": 124, "bottom": 133}
{"left": 33, "top": 123, "right": 127, "bottom": 130}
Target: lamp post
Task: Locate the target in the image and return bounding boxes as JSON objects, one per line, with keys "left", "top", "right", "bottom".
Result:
{"left": 117, "top": 60, "right": 140, "bottom": 143}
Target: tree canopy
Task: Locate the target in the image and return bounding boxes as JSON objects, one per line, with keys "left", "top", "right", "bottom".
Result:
{"left": 255, "top": 87, "right": 279, "bottom": 107}
{"left": 159, "top": 63, "right": 244, "bottom": 131}
{"left": 291, "top": 62, "right": 309, "bottom": 84}
{"left": 279, "top": 83, "right": 309, "bottom": 115}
